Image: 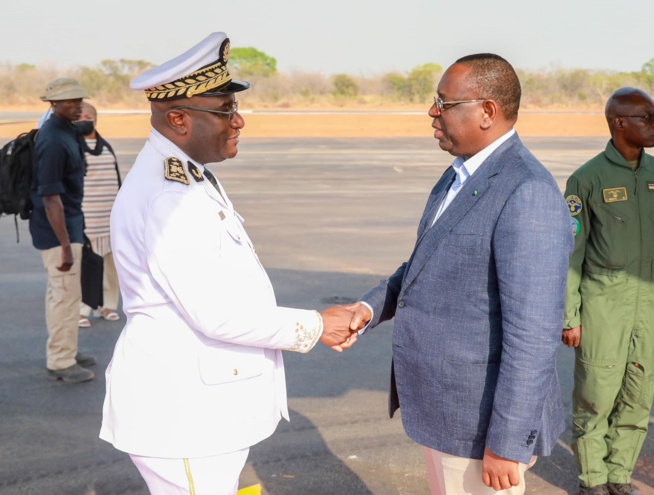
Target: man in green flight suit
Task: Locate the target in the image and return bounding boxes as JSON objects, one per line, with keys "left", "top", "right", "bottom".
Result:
{"left": 562, "top": 87, "right": 654, "bottom": 495}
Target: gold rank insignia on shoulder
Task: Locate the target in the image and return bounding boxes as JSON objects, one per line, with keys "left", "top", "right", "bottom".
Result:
{"left": 566, "top": 195, "right": 582, "bottom": 216}
{"left": 602, "top": 187, "right": 628, "bottom": 203}
{"left": 164, "top": 157, "right": 190, "bottom": 185}
{"left": 187, "top": 162, "right": 205, "bottom": 182}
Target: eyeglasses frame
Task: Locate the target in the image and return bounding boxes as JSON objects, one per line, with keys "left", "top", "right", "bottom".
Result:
{"left": 618, "top": 114, "right": 654, "bottom": 124}
{"left": 433, "top": 96, "right": 487, "bottom": 112}
{"left": 172, "top": 101, "right": 240, "bottom": 122}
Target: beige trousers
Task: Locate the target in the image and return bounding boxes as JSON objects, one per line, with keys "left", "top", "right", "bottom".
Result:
{"left": 424, "top": 448, "right": 537, "bottom": 495}
{"left": 40, "top": 243, "right": 83, "bottom": 370}
{"left": 130, "top": 448, "right": 249, "bottom": 495}
{"left": 80, "top": 251, "right": 120, "bottom": 315}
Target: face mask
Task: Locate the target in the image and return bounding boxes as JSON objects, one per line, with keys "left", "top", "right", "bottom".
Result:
{"left": 74, "top": 120, "right": 95, "bottom": 136}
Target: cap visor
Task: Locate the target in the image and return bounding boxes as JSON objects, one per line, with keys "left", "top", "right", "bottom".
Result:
{"left": 198, "top": 80, "right": 250, "bottom": 97}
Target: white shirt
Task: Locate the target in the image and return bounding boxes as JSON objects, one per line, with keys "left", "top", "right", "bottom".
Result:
{"left": 431, "top": 129, "right": 515, "bottom": 226}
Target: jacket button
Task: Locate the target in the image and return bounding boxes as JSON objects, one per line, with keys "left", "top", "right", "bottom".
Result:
{"left": 526, "top": 439, "right": 533, "bottom": 446}
{"left": 398, "top": 300, "right": 405, "bottom": 308}
{"left": 233, "top": 369, "right": 238, "bottom": 376}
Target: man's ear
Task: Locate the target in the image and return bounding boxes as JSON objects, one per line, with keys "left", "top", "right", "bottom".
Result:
{"left": 480, "top": 100, "right": 498, "bottom": 130}
{"left": 613, "top": 117, "right": 624, "bottom": 130}
{"left": 165, "top": 109, "right": 190, "bottom": 136}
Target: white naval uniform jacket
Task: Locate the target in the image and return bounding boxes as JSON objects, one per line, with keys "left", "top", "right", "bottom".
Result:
{"left": 100, "top": 130, "right": 322, "bottom": 458}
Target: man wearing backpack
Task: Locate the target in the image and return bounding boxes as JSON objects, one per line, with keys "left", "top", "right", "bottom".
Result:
{"left": 29, "top": 78, "right": 96, "bottom": 383}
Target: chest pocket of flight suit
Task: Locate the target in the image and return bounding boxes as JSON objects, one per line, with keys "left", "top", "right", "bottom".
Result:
{"left": 588, "top": 200, "right": 630, "bottom": 269}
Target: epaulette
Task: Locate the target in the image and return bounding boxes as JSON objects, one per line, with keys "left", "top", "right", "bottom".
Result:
{"left": 164, "top": 157, "right": 189, "bottom": 185}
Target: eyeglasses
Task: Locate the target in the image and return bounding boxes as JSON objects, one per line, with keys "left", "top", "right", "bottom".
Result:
{"left": 173, "top": 101, "right": 239, "bottom": 122}
{"left": 433, "top": 96, "right": 486, "bottom": 112}
{"left": 619, "top": 114, "right": 654, "bottom": 124}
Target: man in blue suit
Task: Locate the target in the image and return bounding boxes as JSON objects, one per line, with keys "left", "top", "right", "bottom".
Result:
{"left": 349, "top": 54, "right": 573, "bottom": 494}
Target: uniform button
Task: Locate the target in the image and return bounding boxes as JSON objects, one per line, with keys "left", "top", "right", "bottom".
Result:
{"left": 526, "top": 439, "right": 533, "bottom": 445}
{"left": 233, "top": 369, "right": 238, "bottom": 376}
{"left": 398, "top": 300, "right": 405, "bottom": 308}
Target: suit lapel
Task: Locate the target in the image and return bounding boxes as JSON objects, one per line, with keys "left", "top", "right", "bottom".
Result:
{"left": 416, "top": 169, "right": 456, "bottom": 242}
{"left": 402, "top": 134, "right": 520, "bottom": 289}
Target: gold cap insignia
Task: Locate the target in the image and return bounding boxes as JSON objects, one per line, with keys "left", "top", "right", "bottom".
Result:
{"left": 164, "top": 157, "right": 190, "bottom": 185}
{"left": 145, "top": 38, "right": 241, "bottom": 101}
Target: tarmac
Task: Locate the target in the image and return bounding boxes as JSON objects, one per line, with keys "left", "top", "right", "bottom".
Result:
{"left": 1, "top": 136, "right": 654, "bottom": 494}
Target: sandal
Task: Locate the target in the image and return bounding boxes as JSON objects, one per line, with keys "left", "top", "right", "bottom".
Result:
{"left": 100, "top": 309, "right": 120, "bottom": 321}
{"left": 79, "top": 316, "right": 91, "bottom": 328}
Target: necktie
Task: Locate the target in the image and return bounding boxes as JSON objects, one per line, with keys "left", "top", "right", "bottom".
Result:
{"left": 203, "top": 168, "right": 226, "bottom": 202}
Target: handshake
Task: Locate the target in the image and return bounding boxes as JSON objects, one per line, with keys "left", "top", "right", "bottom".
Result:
{"left": 318, "top": 303, "right": 372, "bottom": 352}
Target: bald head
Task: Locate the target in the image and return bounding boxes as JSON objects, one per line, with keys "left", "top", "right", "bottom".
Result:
{"left": 605, "top": 87, "right": 654, "bottom": 123}
{"left": 604, "top": 87, "right": 654, "bottom": 159}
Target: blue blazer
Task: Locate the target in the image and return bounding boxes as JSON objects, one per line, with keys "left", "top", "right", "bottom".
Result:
{"left": 362, "top": 134, "right": 573, "bottom": 464}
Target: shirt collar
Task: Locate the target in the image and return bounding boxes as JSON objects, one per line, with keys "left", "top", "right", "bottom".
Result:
{"left": 453, "top": 129, "right": 516, "bottom": 185}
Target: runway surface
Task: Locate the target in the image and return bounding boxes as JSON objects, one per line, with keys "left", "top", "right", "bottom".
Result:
{"left": 1, "top": 136, "right": 653, "bottom": 494}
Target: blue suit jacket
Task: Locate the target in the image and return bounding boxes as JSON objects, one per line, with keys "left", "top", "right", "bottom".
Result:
{"left": 362, "top": 134, "right": 573, "bottom": 464}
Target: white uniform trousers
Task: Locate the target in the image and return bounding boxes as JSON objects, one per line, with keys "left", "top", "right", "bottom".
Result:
{"left": 424, "top": 447, "right": 537, "bottom": 495}
{"left": 130, "top": 448, "right": 249, "bottom": 495}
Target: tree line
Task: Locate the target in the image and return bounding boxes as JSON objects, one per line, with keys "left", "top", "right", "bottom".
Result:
{"left": 2, "top": 48, "right": 654, "bottom": 109}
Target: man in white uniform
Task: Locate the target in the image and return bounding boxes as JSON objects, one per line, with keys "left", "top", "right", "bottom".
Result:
{"left": 100, "top": 32, "right": 357, "bottom": 494}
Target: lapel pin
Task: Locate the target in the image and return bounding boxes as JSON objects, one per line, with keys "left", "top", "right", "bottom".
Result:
{"left": 473, "top": 189, "right": 478, "bottom": 196}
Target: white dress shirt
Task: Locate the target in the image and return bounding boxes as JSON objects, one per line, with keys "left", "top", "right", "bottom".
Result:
{"left": 431, "top": 129, "right": 515, "bottom": 226}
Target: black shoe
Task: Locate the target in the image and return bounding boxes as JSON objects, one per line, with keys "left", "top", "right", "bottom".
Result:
{"left": 579, "top": 485, "right": 610, "bottom": 495}
{"left": 75, "top": 352, "right": 97, "bottom": 367}
{"left": 47, "top": 364, "right": 94, "bottom": 383}
{"left": 607, "top": 483, "right": 638, "bottom": 495}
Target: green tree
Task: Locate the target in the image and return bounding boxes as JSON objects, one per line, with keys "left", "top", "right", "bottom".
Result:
{"left": 408, "top": 63, "right": 442, "bottom": 102}
{"left": 383, "top": 72, "right": 412, "bottom": 101}
{"left": 331, "top": 74, "right": 358, "bottom": 98}
{"left": 638, "top": 58, "right": 654, "bottom": 91}
{"left": 230, "top": 47, "right": 277, "bottom": 78}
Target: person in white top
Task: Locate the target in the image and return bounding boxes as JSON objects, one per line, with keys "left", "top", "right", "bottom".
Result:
{"left": 100, "top": 32, "right": 358, "bottom": 495}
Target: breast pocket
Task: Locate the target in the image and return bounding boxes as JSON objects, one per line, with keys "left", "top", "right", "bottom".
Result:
{"left": 588, "top": 200, "right": 629, "bottom": 269}
{"left": 198, "top": 343, "right": 265, "bottom": 385}
{"left": 440, "top": 233, "right": 483, "bottom": 256}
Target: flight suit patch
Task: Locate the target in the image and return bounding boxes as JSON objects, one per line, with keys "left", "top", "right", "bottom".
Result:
{"left": 164, "top": 157, "right": 189, "bottom": 185}
{"left": 602, "top": 187, "right": 628, "bottom": 203}
{"left": 566, "top": 195, "right": 582, "bottom": 216}
{"left": 187, "top": 162, "right": 204, "bottom": 182}
{"left": 571, "top": 217, "right": 580, "bottom": 237}
{"left": 647, "top": 181, "right": 654, "bottom": 191}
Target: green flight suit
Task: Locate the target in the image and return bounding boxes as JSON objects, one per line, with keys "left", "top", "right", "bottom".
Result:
{"left": 564, "top": 140, "right": 654, "bottom": 487}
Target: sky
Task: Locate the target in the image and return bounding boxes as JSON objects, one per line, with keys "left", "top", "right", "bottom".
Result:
{"left": 1, "top": 0, "right": 653, "bottom": 76}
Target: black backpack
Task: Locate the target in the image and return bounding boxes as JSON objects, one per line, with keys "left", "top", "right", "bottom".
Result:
{"left": 0, "top": 129, "right": 38, "bottom": 220}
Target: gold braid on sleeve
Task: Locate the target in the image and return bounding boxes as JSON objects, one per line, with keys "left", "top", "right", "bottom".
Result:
{"left": 287, "top": 311, "right": 323, "bottom": 353}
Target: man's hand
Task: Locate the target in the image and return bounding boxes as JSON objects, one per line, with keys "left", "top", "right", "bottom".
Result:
{"left": 319, "top": 306, "right": 358, "bottom": 352}
{"left": 57, "top": 244, "right": 74, "bottom": 272}
{"left": 482, "top": 447, "right": 520, "bottom": 491}
{"left": 562, "top": 326, "right": 581, "bottom": 348}
{"left": 342, "top": 302, "right": 372, "bottom": 331}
